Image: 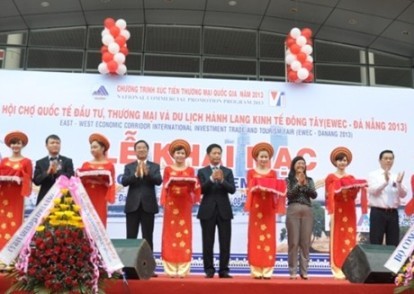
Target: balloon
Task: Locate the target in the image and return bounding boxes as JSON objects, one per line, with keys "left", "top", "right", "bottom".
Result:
{"left": 302, "top": 61, "right": 313, "bottom": 71}
{"left": 104, "top": 18, "right": 115, "bottom": 29}
{"left": 114, "top": 52, "right": 126, "bottom": 64}
{"left": 98, "top": 62, "right": 109, "bottom": 74}
{"left": 102, "top": 52, "right": 114, "bottom": 63}
{"left": 297, "top": 52, "right": 307, "bottom": 63}
{"left": 290, "top": 27, "right": 301, "bottom": 39}
{"left": 301, "top": 28, "right": 313, "bottom": 39}
{"left": 107, "top": 60, "right": 118, "bottom": 73}
{"left": 115, "top": 35, "right": 127, "bottom": 47}
{"left": 101, "top": 28, "right": 110, "bottom": 37}
{"left": 285, "top": 53, "right": 296, "bottom": 65}
{"left": 296, "top": 36, "right": 307, "bottom": 46}
{"left": 305, "top": 72, "right": 314, "bottom": 82}
{"left": 116, "top": 19, "right": 127, "bottom": 30}
{"left": 297, "top": 68, "right": 309, "bottom": 80}
{"left": 289, "top": 44, "right": 301, "bottom": 54}
{"left": 102, "top": 35, "right": 114, "bottom": 46}
{"left": 119, "top": 46, "right": 129, "bottom": 56}
{"left": 120, "top": 29, "right": 131, "bottom": 40}
{"left": 116, "top": 64, "right": 127, "bottom": 75}
{"left": 110, "top": 26, "right": 121, "bottom": 37}
{"left": 108, "top": 42, "right": 120, "bottom": 54}
{"left": 291, "top": 60, "right": 301, "bottom": 71}
{"left": 306, "top": 55, "right": 314, "bottom": 63}
{"left": 286, "top": 37, "right": 295, "bottom": 47}
{"left": 100, "top": 45, "right": 108, "bottom": 54}
{"left": 288, "top": 70, "right": 298, "bottom": 82}
{"left": 301, "top": 44, "right": 313, "bottom": 55}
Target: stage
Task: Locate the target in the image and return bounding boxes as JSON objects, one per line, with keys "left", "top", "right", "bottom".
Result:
{"left": 0, "top": 274, "right": 396, "bottom": 294}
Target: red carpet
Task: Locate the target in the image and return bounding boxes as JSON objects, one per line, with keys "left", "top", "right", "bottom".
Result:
{"left": 1, "top": 274, "right": 396, "bottom": 294}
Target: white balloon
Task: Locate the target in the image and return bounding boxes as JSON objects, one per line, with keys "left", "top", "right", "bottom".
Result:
{"left": 291, "top": 60, "right": 302, "bottom": 71}
{"left": 306, "top": 55, "right": 314, "bottom": 63}
{"left": 116, "top": 64, "right": 127, "bottom": 75}
{"left": 290, "top": 27, "right": 301, "bottom": 39}
{"left": 101, "top": 28, "right": 110, "bottom": 37}
{"left": 120, "top": 29, "right": 131, "bottom": 40}
{"left": 98, "top": 62, "right": 109, "bottom": 74}
{"left": 301, "top": 44, "right": 313, "bottom": 55}
{"left": 102, "top": 35, "right": 114, "bottom": 46}
{"left": 296, "top": 36, "right": 307, "bottom": 46}
{"left": 285, "top": 53, "right": 297, "bottom": 65}
{"left": 114, "top": 52, "right": 126, "bottom": 64}
{"left": 108, "top": 42, "right": 120, "bottom": 54}
{"left": 116, "top": 19, "right": 127, "bottom": 30}
{"left": 297, "top": 68, "right": 309, "bottom": 80}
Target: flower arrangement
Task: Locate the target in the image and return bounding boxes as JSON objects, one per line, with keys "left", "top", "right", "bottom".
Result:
{"left": 7, "top": 188, "right": 118, "bottom": 294}
{"left": 394, "top": 255, "right": 414, "bottom": 294}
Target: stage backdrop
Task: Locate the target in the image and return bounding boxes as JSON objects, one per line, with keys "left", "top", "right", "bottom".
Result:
{"left": 0, "top": 70, "right": 413, "bottom": 275}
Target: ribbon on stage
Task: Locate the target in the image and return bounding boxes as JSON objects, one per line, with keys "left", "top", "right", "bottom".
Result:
{"left": 385, "top": 225, "right": 414, "bottom": 273}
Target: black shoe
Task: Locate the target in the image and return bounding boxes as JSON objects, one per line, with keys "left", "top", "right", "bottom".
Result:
{"left": 152, "top": 273, "right": 158, "bottom": 278}
{"left": 300, "top": 274, "right": 308, "bottom": 280}
{"left": 205, "top": 272, "right": 214, "bottom": 278}
{"left": 253, "top": 276, "right": 262, "bottom": 279}
{"left": 219, "top": 273, "right": 233, "bottom": 278}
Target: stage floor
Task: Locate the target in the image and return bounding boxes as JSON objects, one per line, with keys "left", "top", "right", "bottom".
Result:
{"left": 0, "top": 274, "right": 395, "bottom": 294}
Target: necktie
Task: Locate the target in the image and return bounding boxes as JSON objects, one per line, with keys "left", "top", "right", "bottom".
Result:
{"left": 50, "top": 157, "right": 57, "bottom": 161}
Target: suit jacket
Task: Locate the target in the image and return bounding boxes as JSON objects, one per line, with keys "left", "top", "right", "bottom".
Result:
{"left": 197, "top": 165, "right": 236, "bottom": 220}
{"left": 121, "top": 160, "right": 162, "bottom": 214}
{"left": 33, "top": 155, "right": 74, "bottom": 204}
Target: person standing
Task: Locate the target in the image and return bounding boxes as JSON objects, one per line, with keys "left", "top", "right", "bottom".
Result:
{"left": 77, "top": 133, "right": 115, "bottom": 228}
{"left": 0, "top": 131, "right": 32, "bottom": 250}
{"left": 121, "top": 139, "right": 162, "bottom": 252}
{"left": 197, "top": 143, "right": 236, "bottom": 279}
{"left": 325, "top": 147, "right": 367, "bottom": 279}
{"left": 245, "top": 142, "right": 286, "bottom": 279}
{"left": 160, "top": 139, "right": 200, "bottom": 278}
{"left": 368, "top": 150, "right": 406, "bottom": 246}
{"left": 285, "top": 156, "right": 317, "bottom": 280}
{"left": 33, "top": 134, "right": 74, "bottom": 205}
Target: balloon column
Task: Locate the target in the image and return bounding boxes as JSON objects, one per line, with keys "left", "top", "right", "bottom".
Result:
{"left": 285, "top": 27, "right": 314, "bottom": 83}
{"left": 98, "top": 18, "right": 130, "bottom": 75}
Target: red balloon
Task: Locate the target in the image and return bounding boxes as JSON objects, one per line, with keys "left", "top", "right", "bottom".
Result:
{"left": 305, "top": 72, "right": 314, "bottom": 82}
{"left": 297, "top": 52, "right": 307, "bottom": 63}
{"left": 302, "top": 61, "right": 313, "bottom": 71}
{"left": 109, "top": 26, "right": 120, "bottom": 37}
{"left": 289, "top": 44, "right": 301, "bottom": 54}
{"left": 288, "top": 70, "right": 298, "bottom": 82}
{"left": 107, "top": 60, "right": 118, "bottom": 73}
{"left": 306, "top": 39, "right": 313, "bottom": 46}
{"left": 120, "top": 46, "right": 129, "bottom": 56}
{"left": 301, "top": 28, "right": 313, "bottom": 39}
{"left": 104, "top": 18, "right": 115, "bottom": 29}
{"left": 286, "top": 37, "right": 295, "bottom": 47}
{"left": 115, "top": 35, "right": 127, "bottom": 47}
{"left": 100, "top": 45, "right": 108, "bottom": 54}
{"left": 102, "top": 52, "right": 114, "bottom": 63}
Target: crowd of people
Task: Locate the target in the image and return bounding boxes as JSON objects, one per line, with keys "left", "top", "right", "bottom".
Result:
{"left": 0, "top": 131, "right": 410, "bottom": 280}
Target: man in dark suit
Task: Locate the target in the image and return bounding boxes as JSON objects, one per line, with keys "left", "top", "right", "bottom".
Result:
{"left": 33, "top": 134, "right": 74, "bottom": 205}
{"left": 121, "top": 139, "right": 162, "bottom": 252}
{"left": 197, "top": 143, "right": 236, "bottom": 278}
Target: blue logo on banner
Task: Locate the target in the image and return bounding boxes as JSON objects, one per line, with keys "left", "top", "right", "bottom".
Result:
{"left": 92, "top": 86, "right": 109, "bottom": 99}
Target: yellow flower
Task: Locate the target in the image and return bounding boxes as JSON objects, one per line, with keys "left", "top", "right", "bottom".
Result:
{"left": 64, "top": 197, "right": 73, "bottom": 204}
{"left": 72, "top": 205, "right": 81, "bottom": 212}
{"left": 60, "top": 188, "right": 70, "bottom": 196}
{"left": 63, "top": 211, "right": 75, "bottom": 217}
{"left": 54, "top": 211, "right": 65, "bottom": 217}
{"left": 53, "top": 198, "right": 61, "bottom": 205}
{"left": 59, "top": 204, "right": 69, "bottom": 210}
{"left": 49, "top": 219, "right": 60, "bottom": 226}
{"left": 36, "top": 225, "right": 45, "bottom": 232}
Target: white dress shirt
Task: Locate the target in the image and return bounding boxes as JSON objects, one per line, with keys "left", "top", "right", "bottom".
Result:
{"left": 368, "top": 168, "right": 407, "bottom": 209}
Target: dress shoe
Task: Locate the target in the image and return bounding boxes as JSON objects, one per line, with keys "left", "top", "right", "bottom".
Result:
{"left": 289, "top": 275, "right": 297, "bottom": 280}
{"left": 205, "top": 272, "right": 214, "bottom": 278}
{"left": 152, "top": 273, "right": 158, "bottom": 278}
{"left": 219, "top": 273, "right": 233, "bottom": 278}
{"left": 300, "top": 274, "right": 308, "bottom": 280}
{"left": 253, "top": 276, "right": 262, "bottom": 279}
{"left": 263, "top": 277, "right": 271, "bottom": 280}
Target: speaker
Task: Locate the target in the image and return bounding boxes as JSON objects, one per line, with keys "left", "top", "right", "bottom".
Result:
{"left": 342, "top": 244, "right": 396, "bottom": 283}
{"left": 111, "top": 239, "right": 156, "bottom": 280}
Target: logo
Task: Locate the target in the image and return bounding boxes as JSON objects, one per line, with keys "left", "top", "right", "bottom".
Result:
{"left": 269, "top": 91, "right": 285, "bottom": 107}
{"left": 92, "top": 85, "right": 109, "bottom": 100}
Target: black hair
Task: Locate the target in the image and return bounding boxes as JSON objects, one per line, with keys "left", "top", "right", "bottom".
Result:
{"left": 379, "top": 150, "right": 394, "bottom": 160}
{"left": 206, "top": 143, "right": 222, "bottom": 154}
{"left": 288, "top": 156, "right": 307, "bottom": 181}
{"left": 45, "top": 134, "right": 61, "bottom": 144}
{"left": 134, "top": 140, "right": 149, "bottom": 150}
{"left": 334, "top": 152, "right": 347, "bottom": 162}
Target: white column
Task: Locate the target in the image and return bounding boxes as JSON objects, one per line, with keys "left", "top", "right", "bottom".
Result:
{"left": 4, "top": 33, "right": 23, "bottom": 69}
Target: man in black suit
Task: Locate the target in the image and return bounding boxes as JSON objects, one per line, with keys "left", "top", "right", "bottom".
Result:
{"left": 197, "top": 143, "right": 236, "bottom": 278}
{"left": 33, "top": 134, "right": 74, "bottom": 205}
{"left": 121, "top": 139, "right": 162, "bottom": 251}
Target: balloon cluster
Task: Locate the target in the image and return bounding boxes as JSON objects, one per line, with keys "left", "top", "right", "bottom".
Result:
{"left": 98, "top": 18, "right": 130, "bottom": 75}
{"left": 285, "top": 27, "right": 314, "bottom": 83}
